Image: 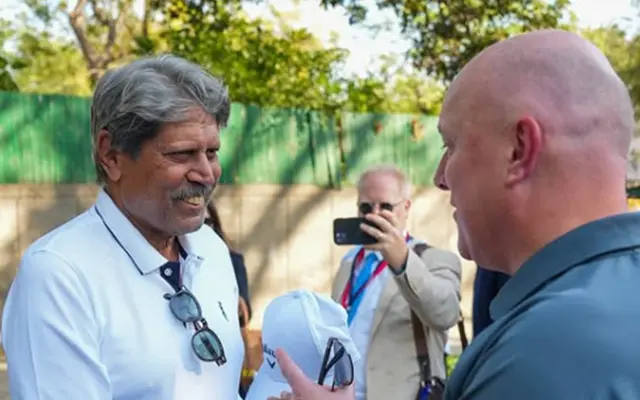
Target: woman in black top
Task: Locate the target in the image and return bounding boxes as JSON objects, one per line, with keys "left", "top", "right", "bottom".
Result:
{"left": 204, "top": 202, "right": 252, "bottom": 323}
{"left": 205, "top": 202, "right": 252, "bottom": 398}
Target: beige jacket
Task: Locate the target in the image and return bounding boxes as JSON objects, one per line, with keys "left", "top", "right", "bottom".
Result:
{"left": 331, "top": 242, "right": 462, "bottom": 400}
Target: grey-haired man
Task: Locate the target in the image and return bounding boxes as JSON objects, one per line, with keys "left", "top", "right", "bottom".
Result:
{"left": 2, "top": 55, "right": 245, "bottom": 399}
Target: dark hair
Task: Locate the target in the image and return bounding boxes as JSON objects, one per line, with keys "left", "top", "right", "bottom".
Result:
{"left": 205, "top": 201, "right": 227, "bottom": 244}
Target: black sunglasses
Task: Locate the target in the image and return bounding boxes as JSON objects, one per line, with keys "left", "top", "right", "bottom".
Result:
{"left": 357, "top": 200, "right": 403, "bottom": 215}
{"left": 163, "top": 287, "right": 227, "bottom": 366}
{"left": 317, "top": 337, "right": 354, "bottom": 390}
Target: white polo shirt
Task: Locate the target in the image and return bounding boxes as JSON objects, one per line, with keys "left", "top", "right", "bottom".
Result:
{"left": 2, "top": 190, "right": 244, "bottom": 400}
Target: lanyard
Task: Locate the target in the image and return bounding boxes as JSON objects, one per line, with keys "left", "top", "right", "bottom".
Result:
{"left": 340, "top": 250, "right": 387, "bottom": 310}
{"left": 340, "top": 233, "right": 412, "bottom": 310}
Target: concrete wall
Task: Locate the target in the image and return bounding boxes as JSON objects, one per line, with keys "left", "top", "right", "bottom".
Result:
{"left": 0, "top": 184, "right": 476, "bottom": 352}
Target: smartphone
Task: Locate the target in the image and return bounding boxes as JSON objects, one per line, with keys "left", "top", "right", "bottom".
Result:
{"left": 333, "top": 217, "right": 377, "bottom": 246}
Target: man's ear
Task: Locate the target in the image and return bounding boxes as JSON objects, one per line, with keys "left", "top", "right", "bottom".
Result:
{"left": 505, "top": 116, "right": 542, "bottom": 187}
{"left": 403, "top": 199, "right": 412, "bottom": 212}
{"left": 96, "top": 129, "right": 123, "bottom": 182}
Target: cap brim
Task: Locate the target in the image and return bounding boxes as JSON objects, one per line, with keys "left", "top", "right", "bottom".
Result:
{"left": 245, "top": 364, "right": 292, "bottom": 400}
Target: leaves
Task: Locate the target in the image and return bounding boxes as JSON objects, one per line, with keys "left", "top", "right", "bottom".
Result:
{"left": 583, "top": 25, "right": 640, "bottom": 115}
{"left": 322, "top": 0, "right": 573, "bottom": 84}
{"left": 163, "top": 0, "right": 373, "bottom": 113}
{"left": 5, "top": 0, "right": 636, "bottom": 118}
{"left": 12, "top": 30, "right": 93, "bottom": 95}
{"left": 0, "top": 55, "right": 19, "bottom": 92}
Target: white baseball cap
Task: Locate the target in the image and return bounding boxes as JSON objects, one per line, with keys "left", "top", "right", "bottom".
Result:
{"left": 245, "top": 289, "right": 360, "bottom": 400}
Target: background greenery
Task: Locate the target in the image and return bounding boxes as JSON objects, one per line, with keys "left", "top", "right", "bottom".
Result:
{"left": 0, "top": 0, "right": 637, "bottom": 116}
{"left": 0, "top": 0, "right": 638, "bottom": 185}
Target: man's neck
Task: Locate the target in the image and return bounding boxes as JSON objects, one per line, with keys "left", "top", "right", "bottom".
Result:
{"left": 104, "top": 187, "right": 179, "bottom": 261}
{"left": 505, "top": 199, "right": 629, "bottom": 275}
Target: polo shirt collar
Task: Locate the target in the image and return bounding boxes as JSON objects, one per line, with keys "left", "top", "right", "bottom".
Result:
{"left": 94, "top": 188, "right": 204, "bottom": 275}
{"left": 490, "top": 212, "right": 640, "bottom": 320}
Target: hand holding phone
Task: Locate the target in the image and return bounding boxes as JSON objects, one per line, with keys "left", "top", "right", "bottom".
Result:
{"left": 333, "top": 217, "right": 379, "bottom": 246}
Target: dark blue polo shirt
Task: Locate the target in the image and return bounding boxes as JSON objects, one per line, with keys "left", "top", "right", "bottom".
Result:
{"left": 445, "top": 212, "right": 640, "bottom": 399}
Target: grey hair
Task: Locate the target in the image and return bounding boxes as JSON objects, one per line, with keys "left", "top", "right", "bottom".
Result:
{"left": 357, "top": 164, "right": 412, "bottom": 199}
{"left": 90, "top": 54, "right": 230, "bottom": 182}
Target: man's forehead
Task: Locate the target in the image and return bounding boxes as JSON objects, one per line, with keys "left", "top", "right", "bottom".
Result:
{"left": 358, "top": 173, "right": 402, "bottom": 196}
{"left": 438, "top": 81, "right": 467, "bottom": 135}
{"left": 439, "top": 82, "right": 486, "bottom": 140}
{"left": 156, "top": 116, "right": 221, "bottom": 147}
{"left": 437, "top": 110, "right": 460, "bottom": 140}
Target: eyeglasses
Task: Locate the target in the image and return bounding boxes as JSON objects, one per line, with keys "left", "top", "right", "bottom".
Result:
{"left": 163, "top": 287, "right": 227, "bottom": 366}
{"left": 357, "top": 200, "right": 403, "bottom": 215}
{"left": 317, "top": 337, "right": 354, "bottom": 390}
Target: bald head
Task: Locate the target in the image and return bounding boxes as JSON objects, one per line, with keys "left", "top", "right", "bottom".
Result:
{"left": 444, "top": 29, "right": 635, "bottom": 157}
{"left": 435, "top": 29, "right": 635, "bottom": 273}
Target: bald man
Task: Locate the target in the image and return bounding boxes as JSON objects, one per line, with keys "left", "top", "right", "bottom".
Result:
{"left": 436, "top": 29, "right": 639, "bottom": 399}
{"left": 268, "top": 28, "right": 640, "bottom": 400}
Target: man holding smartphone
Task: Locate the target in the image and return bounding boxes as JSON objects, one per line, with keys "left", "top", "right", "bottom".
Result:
{"left": 273, "top": 29, "right": 640, "bottom": 400}
{"left": 329, "top": 164, "right": 461, "bottom": 400}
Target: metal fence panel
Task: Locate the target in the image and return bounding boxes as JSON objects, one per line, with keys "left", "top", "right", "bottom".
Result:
{"left": 0, "top": 92, "right": 442, "bottom": 187}
{"left": 340, "top": 112, "right": 442, "bottom": 187}
{"left": 0, "top": 92, "right": 94, "bottom": 183}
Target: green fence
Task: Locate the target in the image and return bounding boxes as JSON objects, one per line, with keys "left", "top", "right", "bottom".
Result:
{"left": 0, "top": 92, "right": 442, "bottom": 187}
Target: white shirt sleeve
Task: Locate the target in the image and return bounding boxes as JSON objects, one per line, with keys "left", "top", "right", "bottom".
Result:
{"left": 2, "top": 249, "right": 111, "bottom": 399}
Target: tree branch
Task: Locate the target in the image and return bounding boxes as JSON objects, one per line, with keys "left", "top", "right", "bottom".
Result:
{"left": 67, "top": 0, "right": 100, "bottom": 81}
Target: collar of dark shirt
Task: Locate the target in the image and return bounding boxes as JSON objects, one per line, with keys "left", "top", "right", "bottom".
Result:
{"left": 490, "top": 212, "right": 640, "bottom": 320}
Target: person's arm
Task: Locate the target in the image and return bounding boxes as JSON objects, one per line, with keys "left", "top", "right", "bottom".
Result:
{"left": 392, "top": 247, "right": 462, "bottom": 330}
{"left": 2, "top": 250, "right": 111, "bottom": 400}
{"left": 231, "top": 252, "right": 252, "bottom": 321}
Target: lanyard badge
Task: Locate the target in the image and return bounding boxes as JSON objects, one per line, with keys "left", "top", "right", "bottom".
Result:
{"left": 419, "top": 383, "right": 432, "bottom": 400}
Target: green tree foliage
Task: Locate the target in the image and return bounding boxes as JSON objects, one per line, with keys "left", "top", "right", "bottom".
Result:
{"left": 9, "top": 0, "right": 624, "bottom": 118}
{"left": 0, "top": 55, "right": 19, "bottom": 92}
{"left": 583, "top": 25, "right": 640, "bottom": 115}
{"left": 17, "top": 0, "right": 167, "bottom": 86}
{"left": 0, "top": 20, "right": 21, "bottom": 92}
{"left": 321, "top": 0, "right": 574, "bottom": 84}
{"left": 163, "top": 0, "right": 387, "bottom": 113}
{"left": 11, "top": 29, "right": 92, "bottom": 95}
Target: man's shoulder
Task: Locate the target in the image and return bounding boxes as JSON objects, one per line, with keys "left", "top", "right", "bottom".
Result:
{"left": 186, "top": 225, "right": 236, "bottom": 287}
{"left": 452, "top": 288, "right": 640, "bottom": 398}
{"left": 11, "top": 211, "right": 101, "bottom": 301}
{"left": 480, "top": 285, "right": 637, "bottom": 367}
{"left": 187, "top": 223, "right": 230, "bottom": 260}
{"left": 25, "top": 208, "right": 102, "bottom": 263}
{"left": 410, "top": 239, "right": 460, "bottom": 266}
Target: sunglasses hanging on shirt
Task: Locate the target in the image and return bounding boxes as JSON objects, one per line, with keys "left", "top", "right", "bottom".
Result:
{"left": 163, "top": 287, "right": 228, "bottom": 366}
